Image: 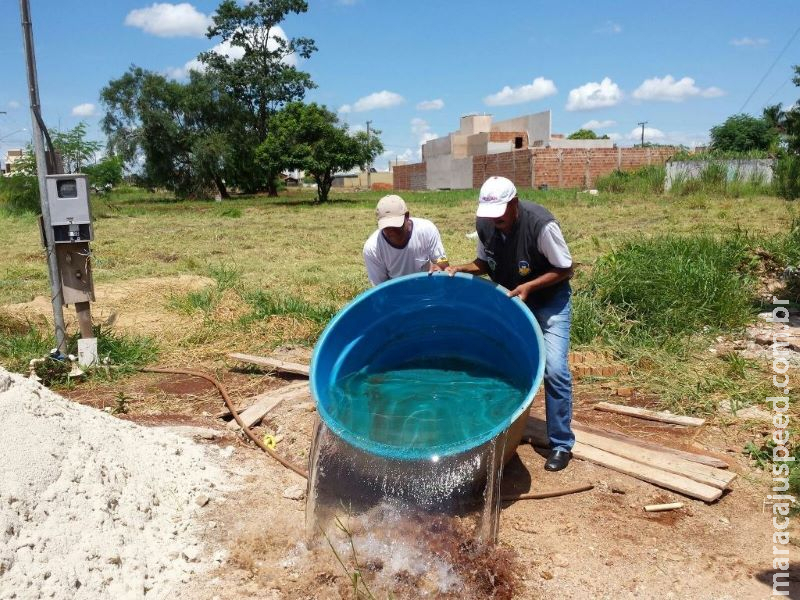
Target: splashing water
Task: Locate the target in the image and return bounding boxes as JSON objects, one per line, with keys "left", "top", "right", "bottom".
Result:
{"left": 307, "top": 358, "right": 525, "bottom": 551}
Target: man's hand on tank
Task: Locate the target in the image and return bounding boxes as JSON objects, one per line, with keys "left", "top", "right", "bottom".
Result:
{"left": 508, "top": 283, "right": 532, "bottom": 302}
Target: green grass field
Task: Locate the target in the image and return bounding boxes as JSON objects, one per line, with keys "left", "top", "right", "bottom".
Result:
{"left": 2, "top": 185, "right": 796, "bottom": 306}
{"left": 1, "top": 185, "right": 798, "bottom": 417}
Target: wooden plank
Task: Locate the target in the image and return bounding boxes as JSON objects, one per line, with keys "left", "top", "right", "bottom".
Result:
{"left": 228, "top": 353, "right": 310, "bottom": 377}
{"left": 573, "top": 427, "right": 736, "bottom": 490}
{"left": 227, "top": 382, "right": 310, "bottom": 430}
{"left": 573, "top": 422, "right": 729, "bottom": 469}
{"left": 594, "top": 402, "right": 706, "bottom": 427}
{"left": 523, "top": 419, "right": 723, "bottom": 502}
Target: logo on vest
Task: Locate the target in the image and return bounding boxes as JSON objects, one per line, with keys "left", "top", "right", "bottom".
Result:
{"left": 487, "top": 257, "right": 497, "bottom": 272}
{"left": 518, "top": 260, "right": 531, "bottom": 277}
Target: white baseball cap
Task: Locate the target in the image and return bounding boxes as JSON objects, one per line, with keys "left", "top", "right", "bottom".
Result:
{"left": 476, "top": 176, "right": 517, "bottom": 218}
{"left": 376, "top": 195, "right": 408, "bottom": 229}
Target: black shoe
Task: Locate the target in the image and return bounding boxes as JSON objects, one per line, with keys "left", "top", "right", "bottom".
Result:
{"left": 544, "top": 449, "right": 572, "bottom": 471}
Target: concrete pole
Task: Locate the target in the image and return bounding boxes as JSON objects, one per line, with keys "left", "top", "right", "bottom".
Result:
{"left": 365, "top": 120, "right": 372, "bottom": 190}
{"left": 20, "top": 0, "right": 67, "bottom": 352}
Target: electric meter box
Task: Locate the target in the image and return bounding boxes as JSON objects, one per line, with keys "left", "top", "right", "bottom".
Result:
{"left": 45, "top": 174, "right": 94, "bottom": 243}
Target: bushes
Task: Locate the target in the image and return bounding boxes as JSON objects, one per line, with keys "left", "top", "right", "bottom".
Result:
{"left": 774, "top": 153, "right": 800, "bottom": 200}
{"left": 0, "top": 173, "right": 40, "bottom": 213}
{"left": 572, "top": 233, "right": 759, "bottom": 345}
{"left": 595, "top": 165, "right": 665, "bottom": 195}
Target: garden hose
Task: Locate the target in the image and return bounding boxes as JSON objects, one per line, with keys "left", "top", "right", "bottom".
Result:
{"left": 142, "top": 367, "right": 308, "bottom": 478}
{"left": 141, "top": 367, "right": 594, "bottom": 502}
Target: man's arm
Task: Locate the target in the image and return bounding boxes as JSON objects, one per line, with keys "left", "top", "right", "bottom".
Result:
{"left": 507, "top": 267, "right": 573, "bottom": 301}
{"left": 429, "top": 224, "right": 449, "bottom": 270}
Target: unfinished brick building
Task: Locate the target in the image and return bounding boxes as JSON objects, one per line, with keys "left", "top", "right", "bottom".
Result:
{"left": 393, "top": 111, "right": 676, "bottom": 191}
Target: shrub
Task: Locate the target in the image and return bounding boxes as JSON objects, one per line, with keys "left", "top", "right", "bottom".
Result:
{"left": 595, "top": 165, "right": 665, "bottom": 195}
{"left": 586, "top": 234, "right": 758, "bottom": 339}
{"left": 774, "top": 153, "right": 800, "bottom": 200}
{"left": 0, "top": 173, "right": 40, "bottom": 213}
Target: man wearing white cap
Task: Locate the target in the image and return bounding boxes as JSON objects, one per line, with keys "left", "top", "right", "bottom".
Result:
{"left": 363, "top": 194, "right": 449, "bottom": 286}
{"left": 435, "top": 176, "right": 575, "bottom": 471}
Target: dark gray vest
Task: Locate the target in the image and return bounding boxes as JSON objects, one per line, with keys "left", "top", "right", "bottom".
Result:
{"left": 476, "top": 200, "right": 570, "bottom": 308}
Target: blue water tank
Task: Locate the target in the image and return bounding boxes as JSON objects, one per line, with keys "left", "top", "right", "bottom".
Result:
{"left": 310, "top": 272, "right": 545, "bottom": 460}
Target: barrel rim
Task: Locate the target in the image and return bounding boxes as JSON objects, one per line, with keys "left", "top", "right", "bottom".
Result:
{"left": 310, "top": 272, "right": 546, "bottom": 460}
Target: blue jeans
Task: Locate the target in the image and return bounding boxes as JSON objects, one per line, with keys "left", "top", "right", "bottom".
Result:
{"left": 530, "top": 286, "right": 575, "bottom": 452}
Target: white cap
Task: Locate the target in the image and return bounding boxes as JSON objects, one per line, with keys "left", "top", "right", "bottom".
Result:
{"left": 476, "top": 176, "right": 517, "bottom": 218}
{"left": 376, "top": 195, "right": 408, "bottom": 229}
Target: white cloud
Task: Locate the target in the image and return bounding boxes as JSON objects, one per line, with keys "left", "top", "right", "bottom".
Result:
{"left": 125, "top": 3, "right": 212, "bottom": 38}
{"left": 632, "top": 75, "right": 725, "bottom": 102}
{"left": 416, "top": 99, "right": 444, "bottom": 111}
{"left": 71, "top": 103, "right": 96, "bottom": 117}
{"left": 379, "top": 148, "right": 416, "bottom": 168}
{"left": 614, "top": 127, "right": 708, "bottom": 148}
{"left": 411, "top": 117, "right": 438, "bottom": 146}
{"left": 595, "top": 20, "right": 622, "bottom": 34}
{"left": 8, "top": 100, "right": 20, "bottom": 109}
{"left": 565, "top": 77, "right": 622, "bottom": 111}
{"left": 627, "top": 126, "right": 665, "bottom": 141}
{"left": 338, "top": 91, "right": 404, "bottom": 114}
{"left": 166, "top": 28, "right": 294, "bottom": 80}
{"left": 731, "top": 37, "right": 768, "bottom": 47}
{"left": 581, "top": 119, "right": 617, "bottom": 130}
{"left": 483, "top": 77, "right": 557, "bottom": 106}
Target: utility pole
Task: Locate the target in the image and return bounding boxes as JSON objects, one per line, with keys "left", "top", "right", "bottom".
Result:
{"left": 20, "top": 0, "right": 67, "bottom": 352}
{"left": 637, "top": 121, "right": 648, "bottom": 147}
{"left": 365, "top": 120, "right": 372, "bottom": 190}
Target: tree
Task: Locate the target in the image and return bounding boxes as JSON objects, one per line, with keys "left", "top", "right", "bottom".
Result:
{"left": 568, "top": 129, "right": 598, "bottom": 140}
{"left": 82, "top": 155, "right": 123, "bottom": 188}
{"left": 709, "top": 113, "right": 778, "bottom": 153}
{"left": 259, "top": 102, "right": 383, "bottom": 203}
{"left": 52, "top": 122, "right": 102, "bottom": 173}
{"left": 101, "top": 67, "right": 240, "bottom": 198}
{"left": 200, "top": 0, "right": 317, "bottom": 195}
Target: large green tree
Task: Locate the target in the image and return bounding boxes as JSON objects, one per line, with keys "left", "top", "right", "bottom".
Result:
{"left": 200, "top": 0, "right": 317, "bottom": 195}
{"left": 709, "top": 113, "right": 778, "bottom": 153}
{"left": 101, "top": 67, "right": 239, "bottom": 198}
{"left": 259, "top": 102, "right": 383, "bottom": 203}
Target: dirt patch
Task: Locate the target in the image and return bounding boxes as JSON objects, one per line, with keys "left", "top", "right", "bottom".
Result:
{"left": 3, "top": 274, "right": 213, "bottom": 339}
{"left": 37, "top": 361, "right": 783, "bottom": 598}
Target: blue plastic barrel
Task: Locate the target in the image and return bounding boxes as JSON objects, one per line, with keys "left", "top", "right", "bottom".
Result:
{"left": 310, "top": 272, "right": 546, "bottom": 461}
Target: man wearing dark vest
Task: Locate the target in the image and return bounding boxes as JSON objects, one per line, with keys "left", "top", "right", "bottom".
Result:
{"left": 436, "top": 176, "right": 575, "bottom": 471}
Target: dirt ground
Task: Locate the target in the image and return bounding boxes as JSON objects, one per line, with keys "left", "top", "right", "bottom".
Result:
{"left": 4, "top": 277, "right": 799, "bottom": 599}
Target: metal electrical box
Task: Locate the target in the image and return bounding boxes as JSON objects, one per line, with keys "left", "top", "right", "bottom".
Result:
{"left": 45, "top": 174, "right": 94, "bottom": 243}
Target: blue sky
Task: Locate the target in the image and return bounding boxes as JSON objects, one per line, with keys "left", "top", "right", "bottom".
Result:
{"left": 1, "top": 0, "right": 798, "bottom": 170}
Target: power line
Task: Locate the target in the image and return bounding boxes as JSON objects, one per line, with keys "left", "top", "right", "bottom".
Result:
{"left": 761, "top": 76, "right": 793, "bottom": 108}
{"left": 739, "top": 24, "right": 800, "bottom": 113}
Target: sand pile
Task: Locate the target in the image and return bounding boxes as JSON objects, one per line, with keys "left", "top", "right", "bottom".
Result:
{"left": 0, "top": 367, "right": 226, "bottom": 599}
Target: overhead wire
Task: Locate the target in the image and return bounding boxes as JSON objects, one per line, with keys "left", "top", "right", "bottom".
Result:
{"left": 738, "top": 25, "right": 800, "bottom": 113}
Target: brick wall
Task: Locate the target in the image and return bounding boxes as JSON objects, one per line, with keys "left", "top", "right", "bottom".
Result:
{"left": 472, "top": 149, "right": 533, "bottom": 188}
{"left": 392, "top": 162, "right": 427, "bottom": 190}
{"left": 393, "top": 146, "right": 677, "bottom": 190}
{"left": 488, "top": 131, "right": 528, "bottom": 148}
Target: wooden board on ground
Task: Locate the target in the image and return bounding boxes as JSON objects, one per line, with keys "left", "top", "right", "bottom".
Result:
{"left": 524, "top": 418, "right": 724, "bottom": 502}
{"left": 228, "top": 353, "right": 310, "bottom": 377}
{"left": 572, "top": 426, "right": 735, "bottom": 490}
{"left": 573, "top": 421, "right": 729, "bottom": 469}
{"left": 227, "top": 382, "right": 310, "bottom": 430}
{"left": 594, "top": 401, "right": 706, "bottom": 427}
